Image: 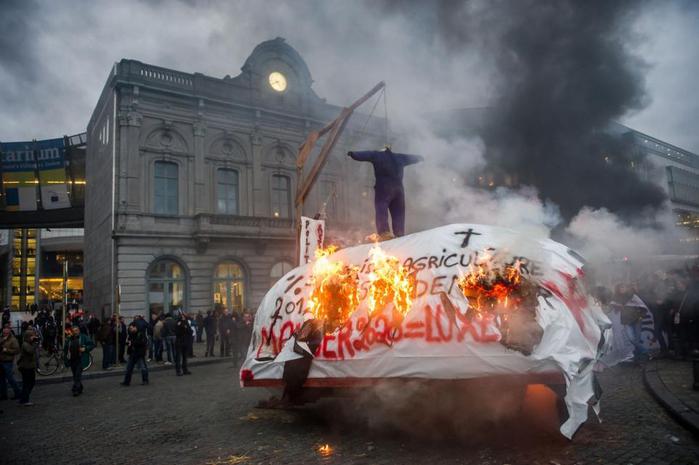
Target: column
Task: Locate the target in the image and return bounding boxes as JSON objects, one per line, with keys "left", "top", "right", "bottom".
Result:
{"left": 193, "top": 118, "right": 207, "bottom": 214}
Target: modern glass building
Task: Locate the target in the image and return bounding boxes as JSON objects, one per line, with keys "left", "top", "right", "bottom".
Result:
{"left": 0, "top": 228, "right": 84, "bottom": 312}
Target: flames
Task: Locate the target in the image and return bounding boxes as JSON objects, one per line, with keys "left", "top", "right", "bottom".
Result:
{"left": 317, "top": 444, "right": 333, "bottom": 457}
{"left": 366, "top": 245, "right": 415, "bottom": 318}
{"left": 308, "top": 246, "right": 360, "bottom": 334}
{"left": 457, "top": 259, "right": 523, "bottom": 313}
{"left": 457, "top": 255, "right": 543, "bottom": 354}
{"left": 307, "top": 245, "right": 415, "bottom": 334}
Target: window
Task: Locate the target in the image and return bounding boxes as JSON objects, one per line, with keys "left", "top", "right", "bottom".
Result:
{"left": 667, "top": 166, "right": 699, "bottom": 207}
{"left": 154, "top": 161, "right": 178, "bottom": 215}
{"left": 320, "top": 180, "right": 337, "bottom": 219}
{"left": 216, "top": 168, "right": 239, "bottom": 214}
{"left": 213, "top": 261, "right": 246, "bottom": 314}
{"left": 270, "top": 261, "right": 294, "bottom": 287}
{"left": 148, "top": 258, "right": 186, "bottom": 316}
{"left": 271, "top": 174, "right": 291, "bottom": 218}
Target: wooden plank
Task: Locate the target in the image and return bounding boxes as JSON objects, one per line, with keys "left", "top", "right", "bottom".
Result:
{"left": 296, "top": 131, "right": 320, "bottom": 169}
{"left": 295, "top": 106, "right": 352, "bottom": 206}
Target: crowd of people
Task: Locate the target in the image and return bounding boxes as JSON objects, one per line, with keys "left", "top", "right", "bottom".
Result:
{"left": 0, "top": 306, "right": 254, "bottom": 407}
{"left": 594, "top": 265, "right": 699, "bottom": 363}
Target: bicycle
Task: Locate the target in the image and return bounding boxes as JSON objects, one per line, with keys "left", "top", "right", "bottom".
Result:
{"left": 36, "top": 343, "right": 94, "bottom": 376}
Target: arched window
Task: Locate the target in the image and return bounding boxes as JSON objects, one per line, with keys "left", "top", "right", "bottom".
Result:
{"left": 213, "top": 261, "right": 246, "bottom": 314}
{"left": 270, "top": 261, "right": 294, "bottom": 287}
{"left": 154, "top": 161, "right": 178, "bottom": 215}
{"left": 216, "top": 168, "right": 239, "bottom": 214}
{"left": 271, "top": 174, "right": 291, "bottom": 218}
{"left": 147, "top": 258, "right": 186, "bottom": 316}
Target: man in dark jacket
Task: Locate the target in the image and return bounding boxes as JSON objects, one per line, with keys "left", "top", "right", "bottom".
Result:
{"left": 18, "top": 329, "right": 38, "bottom": 405}
{"left": 117, "top": 317, "right": 127, "bottom": 363}
{"left": 203, "top": 311, "right": 217, "bottom": 357}
{"left": 175, "top": 314, "right": 192, "bottom": 376}
{"left": 63, "top": 326, "right": 95, "bottom": 396}
{"left": 219, "top": 310, "right": 233, "bottom": 357}
{"left": 348, "top": 147, "right": 423, "bottom": 239}
{"left": 121, "top": 323, "right": 149, "bottom": 386}
{"left": 162, "top": 313, "right": 177, "bottom": 365}
{"left": 134, "top": 315, "right": 150, "bottom": 334}
{"left": 0, "top": 324, "right": 21, "bottom": 400}
{"left": 195, "top": 311, "right": 204, "bottom": 343}
{"left": 99, "top": 318, "right": 116, "bottom": 370}
{"left": 235, "top": 312, "right": 253, "bottom": 365}
{"left": 87, "top": 314, "right": 101, "bottom": 340}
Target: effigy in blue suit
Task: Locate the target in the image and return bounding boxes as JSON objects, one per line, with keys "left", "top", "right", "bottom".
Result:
{"left": 348, "top": 148, "right": 424, "bottom": 237}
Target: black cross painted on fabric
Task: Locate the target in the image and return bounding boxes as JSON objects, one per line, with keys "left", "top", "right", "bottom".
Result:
{"left": 455, "top": 228, "right": 481, "bottom": 248}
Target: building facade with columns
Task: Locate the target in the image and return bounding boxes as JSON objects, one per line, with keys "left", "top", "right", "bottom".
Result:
{"left": 85, "top": 38, "right": 382, "bottom": 319}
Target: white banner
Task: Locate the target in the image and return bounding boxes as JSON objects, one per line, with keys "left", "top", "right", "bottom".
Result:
{"left": 245, "top": 224, "right": 612, "bottom": 439}
{"left": 298, "top": 216, "right": 325, "bottom": 265}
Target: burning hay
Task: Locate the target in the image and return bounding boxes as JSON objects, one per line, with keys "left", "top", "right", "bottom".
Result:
{"left": 366, "top": 245, "right": 416, "bottom": 319}
{"left": 458, "top": 257, "right": 542, "bottom": 355}
{"left": 308, "top": 245, "right": 416, "bottom": 335}
{"left": 308, "top": 246, "right": 360, "bottom": 334}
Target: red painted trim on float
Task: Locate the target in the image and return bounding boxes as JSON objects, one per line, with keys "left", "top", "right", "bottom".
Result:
{"left": 242, "top": 372, "right": 565, "bottom": 388}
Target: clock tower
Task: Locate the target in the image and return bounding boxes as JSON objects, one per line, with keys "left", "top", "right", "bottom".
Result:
{"left": 235, "top": 37, "right": 323, "bottom": 108}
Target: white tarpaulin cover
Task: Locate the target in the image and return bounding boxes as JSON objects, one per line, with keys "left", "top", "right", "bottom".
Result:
{"left": 242, "top": 224, "right": 612, "bottom": 439}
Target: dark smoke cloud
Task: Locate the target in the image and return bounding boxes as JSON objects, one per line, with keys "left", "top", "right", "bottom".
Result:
{"left": 379, "top": 0, "right": 667, "bottom": 222}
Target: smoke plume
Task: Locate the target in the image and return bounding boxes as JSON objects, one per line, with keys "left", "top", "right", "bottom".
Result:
{"left": 378, "top": 0, "right": 666, "bottom": 221}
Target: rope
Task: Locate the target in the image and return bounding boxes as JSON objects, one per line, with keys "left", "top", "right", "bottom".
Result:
{"left": 383, "top": 85, "right": 389, "bottom": 146}
{"left": 346, "top": 87, "right": 386, "bottom": 150}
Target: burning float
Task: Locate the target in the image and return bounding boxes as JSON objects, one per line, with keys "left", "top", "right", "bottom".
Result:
{"left": 241, "top": 223, "right": 611, "bottom": 439}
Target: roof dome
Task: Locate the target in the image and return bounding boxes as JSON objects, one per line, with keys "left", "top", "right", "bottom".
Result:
{"left": 241, "top": 37, "right": 314, "bottom": 89}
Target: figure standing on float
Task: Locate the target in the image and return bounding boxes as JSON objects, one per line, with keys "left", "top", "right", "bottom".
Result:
{"left": 347, "top": 147, "right": 423, "bottom": 239}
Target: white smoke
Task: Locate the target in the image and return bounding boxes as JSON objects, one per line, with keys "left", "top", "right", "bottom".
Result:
{"left": 565, "top": 206, "right": 682, "bottom": 263}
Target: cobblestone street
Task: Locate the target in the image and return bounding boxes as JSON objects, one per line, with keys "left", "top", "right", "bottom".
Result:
{"left": 1, "top": 361, "right": 698, "bottom": 465}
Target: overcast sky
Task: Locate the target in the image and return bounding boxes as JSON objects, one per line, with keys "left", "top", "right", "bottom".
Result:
{"left": 1, "top": 0, "right": 697, "bottom": 153}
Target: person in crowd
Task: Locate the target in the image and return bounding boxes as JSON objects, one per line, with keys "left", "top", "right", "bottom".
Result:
{"left": 63, "top": 325, "right": 95, "bottom": 396}
{"left": 134, "top": 314, "right": 149, "bottom": 334}
{"left": 230, "top": 312, "right": 241, "bottom": 364}
{"left": 121, "top": 322, "right": 149, "bottom": 386}
{"left": 175, "top": 313, "right": 192, "bottom": 376}
{"left": 195, "top": 311, "right": 204, "bottom": 343}
{"left": 650, "top": 278, "right": 675, "bottom": 358}
{"left": 670, "top": 278, "right": 691, "bottom": 359}
{"left": 99, "top": 317, "right": 116, "bottom": 370}
{"left": 18, "top": 328, "right": 38, "bottom": 406}
{"left": 204, "top": 310, "right": 217, "bottom": 357}
{"left": 153, "top": 315, "right": 164, "bottom": 362}
{"left": 219, "top": 310, "right": 233, "bottom": 357}
{"left": 235, "top": 312, "right": 253, "bottom": 365}
{"left": 35, "top": 307, "right": 48, "bottom": 330}
{"left": 0, "top": 324, "right": 21, "bottom": 401}
{"left": 44, "top": 316, "right": 55, "bottom": 348}
{"left": 117, "top": 316, "right": 127, "bottom": 364}
{"left": 187, "top": 315, "right": 196, "bottom": 357}
{"left": 1, "top": 307, "right": 10, "bottom": 329}
{"left": 20, "top": 320, "right": 30, "bottom": 338}
{"left": 87, "top": 314, "right": 101, "bottom": 341}
{"left": 148, "top": 313, "right": 157, "bottom": 361}
{"left": 686, "top": 269, "right": 699, "bottom": 352}
{"left": 162, "top": 313, "right": 177, "bottom": 365}
{"left": 133, "top": 314, "right": 151, "bottom": 361}
{"left": 612, "top": 283, "right": 648, "bottom": 362}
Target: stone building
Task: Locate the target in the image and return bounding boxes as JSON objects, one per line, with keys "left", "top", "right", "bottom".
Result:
{"left": 84, "top": 38, "right": 382, "bottom": 319}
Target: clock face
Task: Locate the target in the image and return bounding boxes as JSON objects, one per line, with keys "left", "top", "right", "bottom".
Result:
{"left": 268, "top": 71, "right": 287, "bottom": 92}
